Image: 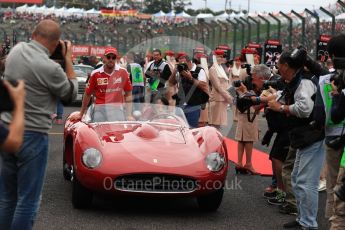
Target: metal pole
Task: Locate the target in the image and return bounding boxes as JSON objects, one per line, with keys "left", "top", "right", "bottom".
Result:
{"left": 234, "top": 18, "right": 245, "bottom": 50}
{"left": 258, "top": 14, "right": 270, "bottom": 41}
{"left": 291, "top": 10, "right": 306, "bottom": 47}
{"left": 279, "top": 11, "right": 292, "bottom": 50}
{"left": 227, "top": 19, "right": 238, "bottom": 58}
{"left": 320, "top": 7, "right": 335, "bottom": 36}
{"left": 240, "top": 17, "right": 251, "bottom": 44}
{"left": 305, "top": 8, "right": 320, "bottom": 59}
{"left": 218, "top": 20, "right": 231, "bottom": 46}
{"left": 248, "top": 16, "right": 260, "bottom": 43}
{"left": 269, "top": 13, "right": 281, "bottom": 41}
{"left": 211, "top": 20, "right": 222, "bottom": 47}
{"left": 337, "top": 0, "right": 345, "bottom": 9}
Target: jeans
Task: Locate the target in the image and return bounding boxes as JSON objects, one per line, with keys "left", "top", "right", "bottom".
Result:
{"left": 132, "top": 86, "right": 145, "bottom": 103}
{"left": 179, "top": 104, "right": 201, "bottom": 128}
{"left": 291, "top": 140, "right": 325, "bottom": 229}
{"left": 56, "top": 100, "right": 64, "bottom": 119}
{"left": 0, "top": 131, "right": 49, "bottom": 230}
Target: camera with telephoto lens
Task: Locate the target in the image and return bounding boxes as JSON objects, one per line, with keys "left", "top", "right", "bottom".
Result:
{"left": 232, "top": 75, "right": 253, "bottom": 90}
{"left": 0, "top": 79, "right": 18, "bottom": 112}
{"left": 50, "top": 41, "right": 68, "bottom": 71}
{"left": 177, "top": 63, "right": 189, "bottom": 72}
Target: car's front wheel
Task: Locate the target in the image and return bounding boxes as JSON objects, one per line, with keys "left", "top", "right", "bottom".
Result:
{"left": 72, "top": 177, "right": 93, "bottom": 209}
{"left": 197, "top": 188, "right": 224, "bottom": 211}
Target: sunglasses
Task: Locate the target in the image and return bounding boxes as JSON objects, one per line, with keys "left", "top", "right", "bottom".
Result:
{"left": 106, "top": 55, "right": 116, "bottom": 60}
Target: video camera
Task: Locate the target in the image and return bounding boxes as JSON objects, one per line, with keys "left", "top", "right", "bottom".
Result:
{"left": 0, "top": 79, "right": 18, "bottom": 112}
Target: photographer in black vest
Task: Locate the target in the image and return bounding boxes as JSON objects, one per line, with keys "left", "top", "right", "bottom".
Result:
{"left": 326, "top": 33, "right": 345, "bottom": 229}
{"left": 145, "top": 49, "right": 172, "bottom": 103}
{"left": 267, "top": 50, "right": 325, "bottom": 229}
{"left": 167, "top": 52, "right": 209, "bottom": 128}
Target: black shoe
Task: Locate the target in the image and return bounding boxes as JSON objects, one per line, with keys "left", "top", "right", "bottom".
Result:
{"left": 283, "top": 220, "right": 301, "bottom": 229}
{"left": 263, "top": 190, "right": 278, "bottom": 199}
{"left": 267, "top": 190, "right": 286, "bottom": 205}
{"left": 279, "top": 203, "right": 298, "bottom": 216}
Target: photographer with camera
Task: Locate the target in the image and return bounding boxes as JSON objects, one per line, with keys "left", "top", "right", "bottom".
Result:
{"left": 145, "top": 49, "right": 172, "bottom": 103}
{"left": 322, "top": 33, "right": 345, "bottom": 230}
{"left": 167, "top": 52, "right": 209, "bottom": 128}
{"left": 0, "top": 20, "right": 77, "bottom": 230}
{"left": 266, "top": 50, "right": 325, "bottom": 229}
{"left": 0, "top": 80, "right": 25, "bottom": 153}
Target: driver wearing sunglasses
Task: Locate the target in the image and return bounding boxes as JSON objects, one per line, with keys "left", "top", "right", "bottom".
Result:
{"left": 70, "top": 47, "right": 134, "bottom": 121}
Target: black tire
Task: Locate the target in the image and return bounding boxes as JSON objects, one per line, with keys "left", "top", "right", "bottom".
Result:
{"left": 197, "top": 188, "right": 224, "bottom": 212}
{"left": 63, "top": 162, "right": 72, "bottom": 181}
{"left": 72, "top": 177, "right": 93, "bottom": 209}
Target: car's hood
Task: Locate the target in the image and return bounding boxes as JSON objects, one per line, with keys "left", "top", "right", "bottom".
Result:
{"left": 92, "top": 123, "right": 186, "bottom": 144}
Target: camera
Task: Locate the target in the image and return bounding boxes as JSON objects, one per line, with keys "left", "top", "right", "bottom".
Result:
{"left": 177, "top": 63, "right": 189, "bottom": 72}
{"left": 50, "top": 41, "right": 67, "bottom": 71}
{"left": 241, "top": 63, "right": 252, "bottom": 76}
{"left": 232, "top": 75, "right": 253, "bottom": 90}
{"left": 0, "top": 79, "right": 18, "bottom": 112}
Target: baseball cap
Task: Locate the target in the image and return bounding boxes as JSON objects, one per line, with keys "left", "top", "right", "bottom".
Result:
{"left": 104, "top": 47, "right": 118, "bottom": 56}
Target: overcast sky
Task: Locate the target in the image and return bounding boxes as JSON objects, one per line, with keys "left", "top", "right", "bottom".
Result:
{"left": 189, "top": 0, "right": 337, "bottom": 13}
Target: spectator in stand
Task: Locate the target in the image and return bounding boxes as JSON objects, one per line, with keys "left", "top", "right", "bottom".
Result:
{"left": 0, "top": 19, "right": 77, "bottom": 230}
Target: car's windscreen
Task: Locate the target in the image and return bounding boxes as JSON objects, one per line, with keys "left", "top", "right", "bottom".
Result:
{"left": 83, "top": 103, "right": 189, "bottom": 127}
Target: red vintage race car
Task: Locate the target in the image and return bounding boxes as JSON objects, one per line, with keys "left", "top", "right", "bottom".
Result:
{"left": 63, "top": 103, "right": 228, "bottom": 211}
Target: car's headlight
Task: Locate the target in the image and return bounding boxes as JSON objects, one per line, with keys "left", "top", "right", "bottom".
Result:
{"left": 205, "top": 152, "right": 225, "bottom": 172}
{"left": 82, "top": 148, "right": 102, "bottom": 169}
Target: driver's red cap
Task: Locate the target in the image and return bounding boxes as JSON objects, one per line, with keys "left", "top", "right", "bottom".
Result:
{"left": 104, "top": 47, "right": 119, "bottom": 56}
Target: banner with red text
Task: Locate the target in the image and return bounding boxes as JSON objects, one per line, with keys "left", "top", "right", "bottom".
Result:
{"left": 0, "top": 0, "right": 42, "bottom": 3}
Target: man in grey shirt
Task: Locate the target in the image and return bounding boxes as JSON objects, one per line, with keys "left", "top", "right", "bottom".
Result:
{"left": 0, "top": 19, "right": 77, "bottom": 230}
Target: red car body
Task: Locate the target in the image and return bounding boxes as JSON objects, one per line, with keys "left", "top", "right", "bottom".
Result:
{"left": 63, "top": 104, "right": 228, "bottom": 211}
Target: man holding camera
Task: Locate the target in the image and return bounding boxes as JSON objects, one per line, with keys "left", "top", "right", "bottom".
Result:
{"left": 167, "top": 52, "right": 208, "bottom": 128}
{"left": 267, "top": 51, "right": 325, "bottom": 229}
{"left": 0, "top": 19, "right": 77, "bottom": 230}
{"left": 324, "top": 33, "right": 345, "bottom": 230}
{"left": 145, "top": 49, "right": 172, "bottom": 102}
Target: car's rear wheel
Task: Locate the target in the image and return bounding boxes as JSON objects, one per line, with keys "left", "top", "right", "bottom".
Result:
{"left": 197, "top": 188, "right": 224, "bottom": 212}
{"left": 72, "top": 176, "right": 93, "bottom": 209}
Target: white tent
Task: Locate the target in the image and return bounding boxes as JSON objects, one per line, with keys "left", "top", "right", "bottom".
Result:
{"left": 166, "top": 11, "right": 175, "bottom": 18}
{"left": 16, "top": 4, "right": 28, "bottom": 13}
{"left": 216, "top": 12, "right": 229, "bottom": 21}
{"left": 176, "top": 11, "right": 191, "bottom": 18}
{"left": 55, "top": 7, "right": 67, "bottom": 17}
{"left": 336, "top": 12, "right": 345, "bottom": 20}
{"left": 86, "top": 8, "right": 101, "bottom": 16}
{"left": 35, "top": 5, "right": 47, "bottom": 14}
{"left": 153, "top": 10, "right": 166, "bottom": 17}
{"left": 44, "top": 6, "right": 56, "bottom": 15}
{"left": 26, "top": 5, "right": 37, "bottom": 14}
{"left": 196, "top": 13, "right": 214, "bottom": 19}
{"left": 229, "top": 12, "right": 237, "bottom": 18}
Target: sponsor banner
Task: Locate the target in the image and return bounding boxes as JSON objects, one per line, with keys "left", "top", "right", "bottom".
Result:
{"left": 90, "top": 46, "right": 108, "bottom": 57}
{"left": 264, "top": 39, "right": 282, "bottom": 67}
{"left": 317, "top": 34, "right": 331, "bottom": 62}
{"left": 101, "top": 9, "right": 138, "bottom": 17}
{"left": 72, "top": 45, "right": 90, "bottom": 57}
{"left": 0, "top": 0, "right": 42, "bottom": 3}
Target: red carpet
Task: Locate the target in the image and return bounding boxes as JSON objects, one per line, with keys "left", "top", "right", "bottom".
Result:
{"left": 224, "top": 138, "right": 273, "bottom": 176}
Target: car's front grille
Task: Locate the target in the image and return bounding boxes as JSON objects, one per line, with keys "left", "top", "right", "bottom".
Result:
{"left": 78, "top": 81, "right": 86, "bottom": 94}
{"left": 114, "top": 174, "right": 198, "bottom": 193}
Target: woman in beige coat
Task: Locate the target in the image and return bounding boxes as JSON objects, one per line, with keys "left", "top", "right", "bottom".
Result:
{"left": 208, "top": 50, "right": 232, "bottom": 130}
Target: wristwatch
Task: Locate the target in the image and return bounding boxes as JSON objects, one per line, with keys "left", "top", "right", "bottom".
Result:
{"left": 279, "top": 105, "right": 285, "bottom": 113}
